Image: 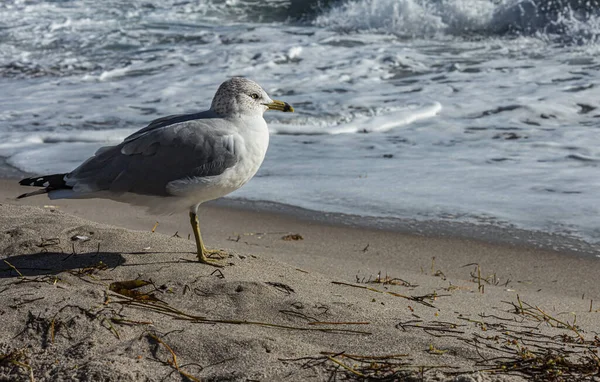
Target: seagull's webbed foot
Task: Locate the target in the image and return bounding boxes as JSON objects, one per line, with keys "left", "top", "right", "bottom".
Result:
{"left": 197, "top": 247, "right": 229, "bottom": 267}
{"left": 203, "top": 248, "right": 229, "bottom": 260}
{"left": 197, "top": 251, "right": 226, "bottom": 268}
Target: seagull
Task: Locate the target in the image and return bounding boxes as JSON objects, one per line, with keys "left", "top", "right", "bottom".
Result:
{"left": 17, "top": 77, "right": 294, "bottom": 266}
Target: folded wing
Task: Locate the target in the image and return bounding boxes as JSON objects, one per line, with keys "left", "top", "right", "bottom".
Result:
{"left": 67, "top": 118, "right": 239, "bottom": 197}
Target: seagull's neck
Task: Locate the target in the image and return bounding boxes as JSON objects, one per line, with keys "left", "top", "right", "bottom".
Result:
{"left": 227, "top": 114, "right": 266, "bottom": 131}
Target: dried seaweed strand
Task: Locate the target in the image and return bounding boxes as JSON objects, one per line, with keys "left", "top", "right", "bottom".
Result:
{"left": 111, "top": 295, "right": 371, "bottom": 335}
{"left": 148, "top": 333, "right": 200, "bottom": 382}
{"left": 0, "top": 349, "right": 35, "bottom": 382}
{"left": 326, "top": 356, "right": 365, "bottom": 377}
{"left": 3, "top": 260, "right": 24, "bottom": 278}
{"left": 331, "top": 281, "right": 440, "bottom": 308}
{"left": 309, "top": 321, "right": 370, "bottom": 325}
{"left": 320, "top": 351, "right": 409, "bottom": 360}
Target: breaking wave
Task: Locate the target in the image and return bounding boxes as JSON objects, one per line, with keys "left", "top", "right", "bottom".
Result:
{"left": 315, "top": 0, "right": 600, "bottom": 43}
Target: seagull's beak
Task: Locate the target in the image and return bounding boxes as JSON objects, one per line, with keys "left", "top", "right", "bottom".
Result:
{"left": 264, "top": 99, "right": 294, "bottom": 112}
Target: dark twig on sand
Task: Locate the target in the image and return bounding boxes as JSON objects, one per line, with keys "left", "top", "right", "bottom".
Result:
{"left": 147, "top": 332, "right": 201, "bottom": 382}
{"left": 281, "top": 351, "right": 457, "bottom": 380}
{"left": 0, "top": 348, "right": 34, "bottom": 382}
{"left": 266, "top": 281, "right": 295, "bottom": 294}
{"left": 109, "top": 293, "right": 371, "bottom": 335}
{"left": 3, "top": 260, "right": 24, "bottom": 278}
{"left": 331, "top": 281, "right": 444, "bottom": 308}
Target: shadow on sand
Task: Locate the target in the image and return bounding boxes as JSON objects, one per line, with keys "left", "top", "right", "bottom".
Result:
{"left": 0, "top": 251, "right": 126, "bottom": 278}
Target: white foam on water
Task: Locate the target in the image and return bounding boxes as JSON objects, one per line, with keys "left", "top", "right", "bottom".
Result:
{"left": 270, "top": 102, "right": 441, "bottom": 135}
{"left": 316, "top": 0, "right": 600, "bottom": 42}
{"left": 0, "top": 129, "right": 134, "bottom": 173}
{"left": 99, "top": 67, "right": 132, "bottom": 81}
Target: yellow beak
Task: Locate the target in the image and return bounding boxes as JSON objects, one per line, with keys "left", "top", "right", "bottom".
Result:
{"left": 265, "top": 99, "right": 294, "bottom": 112}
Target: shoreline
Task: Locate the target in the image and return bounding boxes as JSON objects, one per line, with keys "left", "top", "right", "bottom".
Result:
{"left": 2, "top": 177, "right": 600, "bottom": 299}
{"left": 3, "top": 173, "right": 598, "bottom": 260}
{"left": 212, "top": 197, "right": 600, "bottom": 259}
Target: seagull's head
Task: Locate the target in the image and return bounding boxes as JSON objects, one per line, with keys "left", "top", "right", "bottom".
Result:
{"left": 210, "top": 77, "right": 294, "bottom": 118}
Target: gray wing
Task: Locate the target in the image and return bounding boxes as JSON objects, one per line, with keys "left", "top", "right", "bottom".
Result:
{"left": 67, "top": 118, "right": 239, "bottom": 196}
{"left": 123, "top": 110, "right": 217, "bottom": 143}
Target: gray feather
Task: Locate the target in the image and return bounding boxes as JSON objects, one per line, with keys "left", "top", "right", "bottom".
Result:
{"left": 123, "top": 110, "right": 216, "bottom": 143}
{"left": 67, "top": 117, "right": 239, "bottom": 196}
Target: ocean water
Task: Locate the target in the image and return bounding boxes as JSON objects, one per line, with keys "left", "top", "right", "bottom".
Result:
{"left": 1, "top": 0, "right": 600, "bottom": 247}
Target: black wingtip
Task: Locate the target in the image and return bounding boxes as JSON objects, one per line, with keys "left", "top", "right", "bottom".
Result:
{"left": 18, "top": 176, "right": 46, "bottom": 187}
{"left": 17, "top": 173, "right": 71, "bottom": 199}
{"left": 17, "top": 189, "right": 49, "bottom": 199}
{"left": 19, "top": 173, "right": 70, "bottom": 188}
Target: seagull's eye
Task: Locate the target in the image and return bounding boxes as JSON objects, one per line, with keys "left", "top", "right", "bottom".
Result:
{"left": 250, "top": 93, "right": 259, "bottom": 100}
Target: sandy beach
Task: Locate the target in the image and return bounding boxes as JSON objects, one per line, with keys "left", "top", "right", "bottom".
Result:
{"left": 1, "top": 177, "right": 599, "bottom": 381}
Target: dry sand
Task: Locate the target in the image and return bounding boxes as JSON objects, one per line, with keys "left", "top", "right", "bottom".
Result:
{"left": 1, "top": 178, "right": 599, "bottom": 381}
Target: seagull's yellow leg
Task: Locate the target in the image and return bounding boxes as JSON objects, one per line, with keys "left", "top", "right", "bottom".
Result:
{"left": 189, "top": 212, "right": 228, "bottom": 267}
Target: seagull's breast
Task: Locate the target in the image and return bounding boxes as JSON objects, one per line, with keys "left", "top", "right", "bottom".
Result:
{"left": 169, "top": 117, "right": 270, "bottom": 205}
{"left": 227, "top": 118, "right": 270, "bottom": 189}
